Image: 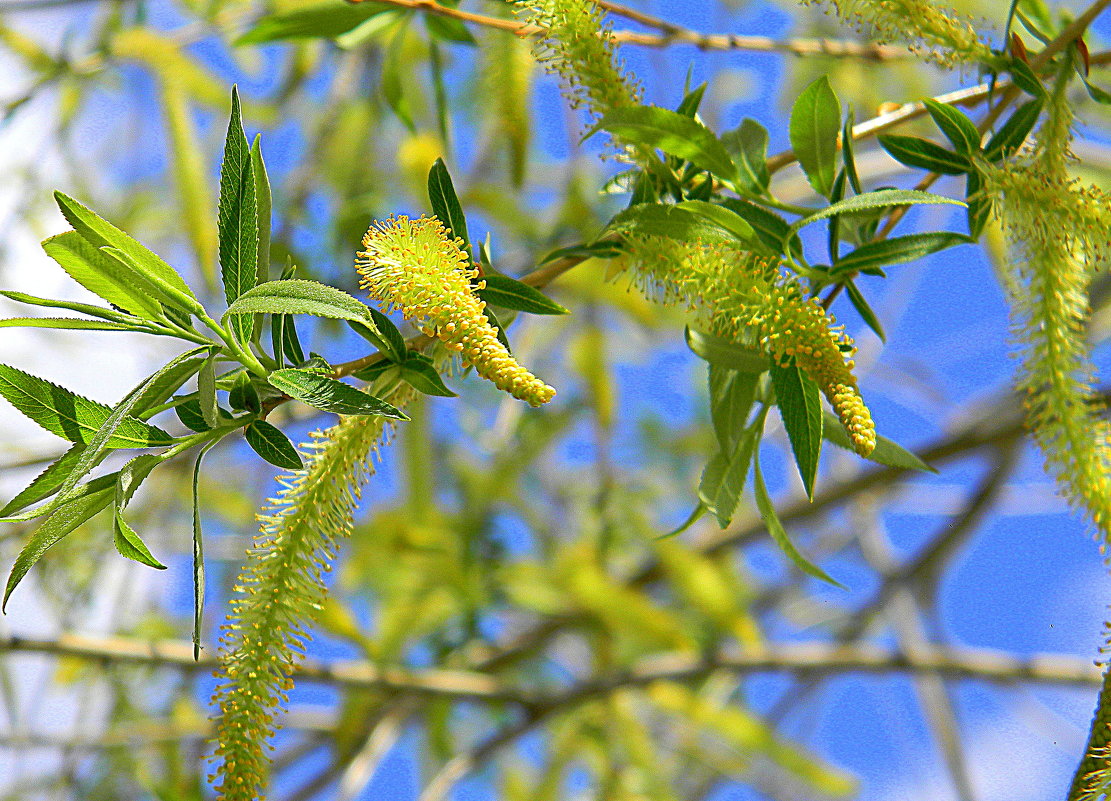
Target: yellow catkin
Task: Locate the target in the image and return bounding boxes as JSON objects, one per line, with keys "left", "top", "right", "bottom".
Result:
{"left": 210, "top": 396, "right": 412, "bottom": 800}
{"left": 801, "top": 0, "right": 997, "bottom": 68}
{"left": 356, "top": 215, "right": 556, "bottom": 407}
{"left": 625, "top": 236, "right": 876, "bottom": 457}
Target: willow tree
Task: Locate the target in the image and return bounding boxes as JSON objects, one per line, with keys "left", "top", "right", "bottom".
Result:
{"left": 1, "top": 0, "right": 1110, "bottom": 799}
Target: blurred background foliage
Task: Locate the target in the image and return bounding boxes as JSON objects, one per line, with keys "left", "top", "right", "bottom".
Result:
{"left": 1, "top": 0, "right": 1111, "bottom": 799}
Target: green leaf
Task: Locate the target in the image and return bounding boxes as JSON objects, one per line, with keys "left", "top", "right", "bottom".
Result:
{"left": 843, "top": 279, "right": 886, "bottom": 342}
{"left": 595, "top": 105, "right": 739, "bottom": 185}
{"left": 708, "top": 364, "right": 759, "bottom": 452}
{"left": 132, "top": 353, "right": 209, "bottom": 418}
{"left": 224, "top": 279, "right": 377, "bottom": 327}
{"left": 1010, "top": 58, "right": 1046, "bottom": 98}
{"left": 53, "top": 191, "right": 201, "bottom": 315}
{"left": 0, "top": 289, "right": 140, "bottom": 325}
{"left": 0, "top": 317, "right": 137, "bottom": 331}
{"left": 113, "top": 515, "right": 167, "bottom": 569}
{"left": 0, "top": 444, "right": 84, "bottom": 518}
{"left": 788, "top": 190, "right": 965, "bottom": 235}
{"left": 3, "top": 483, "right": 113, "bottom": 610}
{"left": 842, "top": 108, "right": 863, "bottom": 195}
{"left": 753, "top": 451, "right": 845, "bottom": 589}
{"left": 983, "top": 98, "right": 1043, "bottom": 161}
{"left": 877, "top": 135, "right": 972, "bottom": 175}
{"left": 400, "top": 357, "right": 456, "bottom": 397}
{"left": 382, "top": 25, "right": 415, "bottom": 131}
{"left": 922, "top": 98, "right": 981, "bottom": 155}
{"left": 424, "top": 11, "right": 476, "bottom": 44}
{"left": 540, "top": 242, "right": 623, "bottom": 263}
{"left": 965, "top": 169, "right": 991, "bottom": 239}
{"left": 427, "top": 157, "right": 472, "bottom": 258}
{"left": 700, "top": 408, "right": 765, "bottom": 527}
{"left": 831, "top": 232, "right": 973, "bottom": 276}
{"left": 675, "top": 81, "right": 706, "bottom": 117}
{"left": 1082, "top": 77, "right": 1111, "bottom": 105}
{"left": 235, "top": 0, "right": 391, "bottom": 44}
{"left": 228, "top": 372, "right": 260, "bottom": 413}
{"left": 268, "top": 368, "right": 409, "bottom": 419}
{"left": 218, "top": 87, "right": 259, "bottom": 343}
{"left": 789, "top": 76, "right": 841, "bottom": 198}
{"left": 485, "top": 306, "right": 512, "bottom": 353}
{"left": 251, "top": 136, "right": 272, "bottom": 289}
{"left": 477, "top": 274, "right": 569, "bottom": 315}
{"left": 191, "top": 441, "right": 217, "bottom": 659}
{"left": 245, "top": 420, "right": 303, "bottom": 470}
{"left": 605, "top": 203, "right": 741, "bottom": 246}
{"left": 720, "top": 118, "right": 770, "bottom": 194}
{"left": 675, "top": 200, "right": 759, "bottom": 246}
{"left": 41, "top": 232, "right": 164, "bottom": 321}
{"left": 176, "top": 399, "right": 210, "bottom": 432}
{"left": 717, "top": 199, "right": 801, "bottom": 259}
{"left": 685, "top": 327, "right": 770, "bottom": 373}
{"left": 197, "top": 354, "right": 219, "bottom": 429}
{"left": 0, "top": 365, "right": 173, "bottom": 448}
{"left": 769, "top": 360, "right": 823, "bottom": 500}
{"left": 821, "top": 409, "right": 935, "bottom": 472}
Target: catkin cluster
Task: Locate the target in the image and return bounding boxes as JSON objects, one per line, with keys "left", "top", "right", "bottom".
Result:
{"left": 211, "top": 399, "right": 412, "bottom": 800}
{"left": 357, "top": 215, "right": 555, "bottom": 407}
{"left": 514, "top": 0, "right": 641, "bottom": 122}
{"left": 625, "top": 236, "right": 876, "bottom": 457}
{"left": 800, "top": 0, "right": 996, "bottom": 68}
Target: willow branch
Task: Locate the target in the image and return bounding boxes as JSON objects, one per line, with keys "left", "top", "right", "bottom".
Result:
{"left": 342, "top": 0, "right": 908, "bottom": 58}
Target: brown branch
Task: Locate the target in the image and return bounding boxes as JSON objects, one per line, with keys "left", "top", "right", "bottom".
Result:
{"left": 343, "top": 0, "right": 909, "bottom": 59}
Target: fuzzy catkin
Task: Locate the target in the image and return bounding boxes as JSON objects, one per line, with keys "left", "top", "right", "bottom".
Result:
{"left": 800, "top": 0, "right": 995, "bottom": 68}
{"left": 624, "top": 236, "right": 876, "bottom": 457}
{"left": 357, "top": 215, "right": 555, "bottom": 407}
{"left": 210, "top": 396, "right": 412, "bottom": 800}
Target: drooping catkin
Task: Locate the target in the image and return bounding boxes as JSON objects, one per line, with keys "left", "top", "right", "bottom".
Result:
{"left": 357, "top": 215, "right": 555, "bottom": 407}
{"left": 981, "top": 63, "right": 1111, "bottom": 545}
{"left": 624, "top": 236, "right": 875, "bottom": 457}
{"left": 210, "top": 396, "right": 412, "bottom": 800}
{"left": 800, "top": 0, "right": 996, "bottom": 68}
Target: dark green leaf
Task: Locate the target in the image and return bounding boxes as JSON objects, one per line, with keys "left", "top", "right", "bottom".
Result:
{"left": 718, "top": 199, "right": 800, "bottom": 259}
{"left": 176, "top": 399, "right": 211, "bottom": 432}
{"left": 721, "top": 118, "right": 770, "bottom": 194}
{"left": 832, "top": 232, "right": 973, "bottom": 276}
{"left": 877, "top": 135, "right": 972, "bottom": 175}
{"left": 1082, "top": 78, "right": 1111, "bottom": 105}
{"left": 191, "top": 441, "right": 217, "bottom": 659}
{"left": 843, "top": 279, "right": 886, "bottom": 342}
{"left": 0, "top": 444, "right": 84, "bottom": 517}
{"left": 424, "top": 11, "right": 476, "bottom": 44}
{"left": 1010, "top": 58, "right": 1046, "bottom": 98}
{"left": 595, "top": 105, "right": 739, "bottom": 185}
{"left": 53, "top": 191, "right": 201, "bottom": 314}
{"left": 427, "top": 158, "right": 471, "bottom": 258}
{"left": 540, "top": 242, "right": 623, "bottom": 263}
{"left": 218, "top": 87, "right": 258, "bottom": 343}
{"left": 352, "top": 360, "right": 395, "bottom": 383}
{"left": 0, "top": 364, "right": 172, "bottom": 448}
{"left": 348, "top": 310, "right": 407, "bottom": 363}
{"left": 842, "top": 109, "right": 862, "bottom": 195}
{"left": 477, "top": 274, "right": 569, "bottom": 315}
{"left": 769, "top": 360, "right": 824, "bottom": 500}
{"left": 382, "top": 27, "right": 415, "bottom": 131}
{"left": 4, "top": 484, "right": 113, "bottom": 609}
{"left": 821, "top": 409, "right": 935, "bottom": 472}
{"left": 753, "top": 451, "right": 845, "bottom": 588}
{"left": 965, "top": 169, "right": 991, "bottom": 239}
{"left": 197, "top": 354, "right": 219, "bottom": 429}
{"left": 485, "top": 305, "right": 512, "bottom": 352}
{"left": 789, "top": 76, "right": 841, "bottom": 198}
{"left": 245, "top": 420, "right": 303, "bottom": 470}
{"left": 229, "top": 372, "right": 261, "bottom": 413}
{"left": 268, "top": 368, "right": 409, "bottom": 419}
{"left": 983, "top": 98, "right": 1043, "bottom": 161}
{"left": 236, "top": 0, "right": 391, "bottom": 44}
{"left": 605, "top": 203, "right": 739, "bottom": 246}
{"left": 685, "top": 327, "right": 770, "bottom": 373}
{"left": 400, "top": 357, "right": 456, "bottom": 397}
{"left": 923, "top": 99, "right": 981, "bottom": 154}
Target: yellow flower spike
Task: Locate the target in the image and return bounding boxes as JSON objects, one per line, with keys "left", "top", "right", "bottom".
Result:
{"left": 624, "top": 235, "right": 876, "bottom": 457}
{"left": 356, "top": 215, "right": 556, "bottom": 407}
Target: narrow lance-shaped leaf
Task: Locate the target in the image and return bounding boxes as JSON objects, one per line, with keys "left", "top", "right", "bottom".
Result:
{"left": 477, "top": 274, "right": 570, "bottom": 315}
{"left": 821, "top": 409, "right": 935, "bottom": 472}
{"left": 844, "top": 279, "right": 886, "bottom": 342}
{"left": 112, "top": 454, "right": 166, "bottom": 570}
{"left": 41, "top": 232, "right": 165, "bottom": 322}
{"left": 770, "top": 360, "right": 824, "bottom": 500}
{"left": 923, "top": 98, "right": 981, "bottom": 154}
{"left": 268, "top": 368, "right": 409, "bottom": 419}
{"left": 217, "top": 87, "right": 259, "bottom": 343}
{"left": 788, "top": 190, "right": 965, "bottom": 235}
{"left": 753, "top": 450, "right": 846, "bottom": 589}
{"left": 0, "top": 444, "right": 84, "bottom": 518}
{"left": 831, "top": 232, "right": 974, "bottom": 276}
{"left": 244, "top": 420, "right": 303, "bottom": 470}
{"left": 191, "top": 440, "right": 218, "bottom": 659}
{"left": 878, "top": 135, "right": 971, "bottom": 175}
{"left": 0, "top": 365, "right": 173, "bottom": 448}
{"left": 251, "top": 135, "right": 272, "bottom": 343}
{"left": 0, "top": 289, "right": 139, "bottom": 324}
{"left": 685, "top": 327, "right": 770, "bottom": 373}
{"left": 427, "top": 158, "right": 471, "bottom": 258}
